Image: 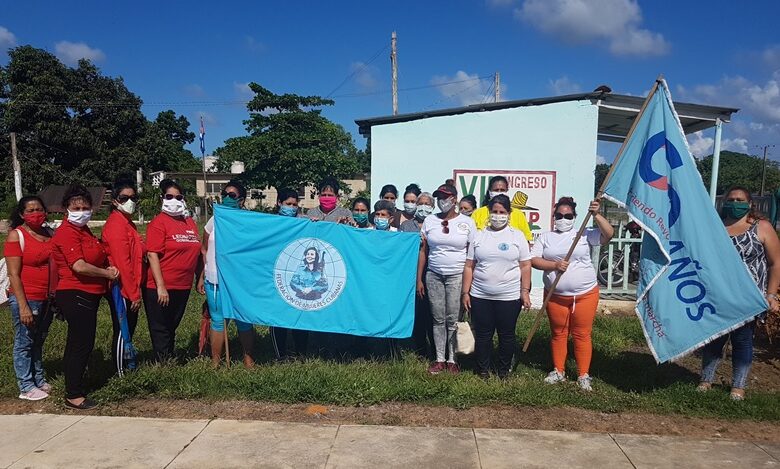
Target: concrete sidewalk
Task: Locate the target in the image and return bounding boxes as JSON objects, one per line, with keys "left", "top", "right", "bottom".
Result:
{"left": 1, "top": 414, "right": 778, "bottom": 468}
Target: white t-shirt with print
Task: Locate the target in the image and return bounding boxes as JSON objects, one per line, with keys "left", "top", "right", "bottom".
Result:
{"left": 204, "top": 217, "right": 217, "bottom": 284}
{"left": 467, "top": 227, "right": 531, "bottom": 301}
{"left": 531, "top": 227, "right": 602, "bottom": 296}
{"left": 422, "top": 214, "right": 476, "bottom": 276}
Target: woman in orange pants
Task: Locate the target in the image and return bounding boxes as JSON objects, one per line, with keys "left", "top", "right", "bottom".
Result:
{"left": 531, "top": 197, "right": 613, "bottom": 391}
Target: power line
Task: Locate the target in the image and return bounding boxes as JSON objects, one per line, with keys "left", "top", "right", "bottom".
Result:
{"left": 325, "top": 43, "right": 390, "bottom": 99}
{"left": 5, "top": 75, "right": 494, "bottom": 108}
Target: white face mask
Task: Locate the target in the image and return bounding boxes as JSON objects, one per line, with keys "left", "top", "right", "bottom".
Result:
{"left": 415, "top": 204, "right": 433, "bottom": 220}
{"left": 489, "top": 213, "right": 509, "bottom": 229}
{"left": 403, "top": 202, "right": 417, "bottom": 214}
{"left": 489, "top": 190, "right": 507, "bottom": 199}
{"left": 554, "top": 218, "right": 575, "bottom": 232}
{"left": 162, "top": 198, "right": 186, "bottom": 216}
{"left": 67, "top": 210, "right": 92, "bottom": 227}
{"left": 437, "top": 198, "right": 455, "bottom": 213}
{"left": 117, "top": 199, "right": 136, "bottom": 215}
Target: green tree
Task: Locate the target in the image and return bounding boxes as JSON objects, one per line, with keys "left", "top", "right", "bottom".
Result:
{"left": 0, "top": 45, "right": 198, "bottom": 199}
{"left": 594, "top": 163, "right": 609, "bottom": 196}
{"left": 696, "top": 151, "right": 780, "bottom": 195}
{"left": 215, "top": 83, "right": 360, "bottom": 189}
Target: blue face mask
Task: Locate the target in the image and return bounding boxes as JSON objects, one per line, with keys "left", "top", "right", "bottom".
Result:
{"left": 222, "top": 196, "right": 239, "bottom": 209}
{"left": 279, "top": 205, "right": 298, "bottom": 217}
{"left": 353, "top": 212, "right": 369, "bottom": 225}
{"left": 374, "top": 217, "right": 390, "bottom": 230}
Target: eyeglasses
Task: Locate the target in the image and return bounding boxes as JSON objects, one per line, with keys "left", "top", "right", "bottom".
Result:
{"left": 554, "top": 213, "right": 575, "bottom": 220}
{"left": 116, "top": 194, "right": 139, "bottom": 203}
{"left": 221, "top": 191, "right": 240, "bottom": 199}
{"left": 441, "top": 219, "right": 450, "bottom": 234}
{"left": 163, "top": 194, "right": 184, "bottom": 201}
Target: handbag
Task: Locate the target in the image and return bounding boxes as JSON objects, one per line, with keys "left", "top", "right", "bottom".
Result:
{"left": 455, "top": 310, "right": 475, "bottom": 355}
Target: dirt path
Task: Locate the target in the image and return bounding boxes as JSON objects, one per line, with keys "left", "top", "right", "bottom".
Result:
{"left": 2, "top": 398, "right": 778, "bottom": 443}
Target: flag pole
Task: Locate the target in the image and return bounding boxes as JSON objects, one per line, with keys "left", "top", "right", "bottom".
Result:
{"left": 522, "top": 76, "right": 664, "bottom": 353}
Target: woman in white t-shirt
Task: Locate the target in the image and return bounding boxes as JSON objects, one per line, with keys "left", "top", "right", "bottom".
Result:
{"left": 530, "top": 197, "right": 613, "bottom": 391}
{"left": 197, "top": 181, "right": 255, "bottom": 368}
{"left": 418, "top": 183, "right": 477, "bottom": 374}
{"left": 462, "top": 195, "right": 532, "bottom": 379}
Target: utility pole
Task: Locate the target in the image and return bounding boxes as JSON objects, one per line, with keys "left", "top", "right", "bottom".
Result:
{"left": 759, "top": 144, "right": 776, "bottom": 196}
{"left": 391, "top": 31, "right": 398, "bottom": 116}
{"left": 495, "top": 72, "right": 500, "bottom": 102}
{"left": 10, "top": 133, "right": 22, "bottom": 201}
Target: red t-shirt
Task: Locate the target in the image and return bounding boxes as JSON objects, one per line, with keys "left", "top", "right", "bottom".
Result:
{"left": 3, "top": 228, "right": 53, "bottom": 301}
{"left": 52, "top": 220, "right": 108, "bottom": 295}
{"left": 102, "top": 210, "right": 147, "bottom": 302}
{"left": 145, "top": 213, "right": 200, "bottom": 290}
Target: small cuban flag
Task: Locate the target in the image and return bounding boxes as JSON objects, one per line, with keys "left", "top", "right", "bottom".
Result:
{"left": 199, "top": 115, "right": 206, "bottom": 156}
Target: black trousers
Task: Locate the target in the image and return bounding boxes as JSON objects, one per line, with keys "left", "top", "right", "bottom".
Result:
{"left": 270, "top": 327, "right": 309, "bottom": 359}
{"left": 412, "top": 294, "right": 434, "bottom": 359}
{"left": 471, "top": 296, "right": 522, "bottom": 376}
{"left": 57, "top": 289, "right": 101, "bottom": 399}
{"left": 143, "top": 288, "right": 190, "bottom": 362}
{"left": 106, "top": 294, "right": 139, "bottom": 367}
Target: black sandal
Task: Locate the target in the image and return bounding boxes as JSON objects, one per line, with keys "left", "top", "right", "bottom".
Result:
{"left": 64, "top": 398, "right": 97, "bottom": 410}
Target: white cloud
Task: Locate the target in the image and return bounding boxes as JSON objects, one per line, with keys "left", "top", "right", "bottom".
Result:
{"left": 54, "top": 41, "right": 105, "bottom": 65}
{"left": 183, "top": 84, "right": 206, "bottom": 98}
{"left": 596, "top": 155, "right": 607, "bottom": 164}
{"left": 680, "top": 73, "right": 780, "bottom": 124}
{"left": 514, "top": 0, "right": 669, "bottom": 57}
{"left": 687, "top": 131, "right": 714, "bottom": 158}
{"left": 548, "top": 76, "right": 581, "bottom": 95}
{"left": 233, "top": 82, "right": 254, "bottom": 100}
{"left": 0, "top": 26, "right": 17, "bottom": 51}
{"left": 761, "top": 44, "right": 780, "bottom": 69}
{"left": 431, "top": 71, "right": 506, "bottom": 106}
{"left": 349, "top": 61, "right": 380, "bottom": 92}
{"left": 722, "top": 137, "right": 749, "bottom": 154}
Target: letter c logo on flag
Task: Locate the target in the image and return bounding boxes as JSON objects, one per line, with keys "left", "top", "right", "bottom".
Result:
{"left": 639, "top": 131, "right": 684, "bottom": 227}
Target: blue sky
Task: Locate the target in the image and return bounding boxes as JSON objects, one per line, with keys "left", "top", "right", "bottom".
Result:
{"left": 2, "top": 0, "right": 779, "bottom": 163}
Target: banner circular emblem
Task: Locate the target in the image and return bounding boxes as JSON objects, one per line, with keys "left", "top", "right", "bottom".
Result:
{"left": 274, "top": 237, "right": 347, "bottom": 311}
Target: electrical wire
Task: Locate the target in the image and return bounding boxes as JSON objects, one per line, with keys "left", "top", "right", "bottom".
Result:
{"left": 324, "top": 43, "right": 390, "bottom": 98}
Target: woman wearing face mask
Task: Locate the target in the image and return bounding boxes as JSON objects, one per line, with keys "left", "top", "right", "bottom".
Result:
{"left": 197, "top": 180, "right": 255, "bottom": 368}
{"left": 373, "top": 200, "right": 398, "bottom": 232}
{"left": 698, "top": 187, "right": 780, "bottom": 400}
{"left": 396, "top": 183, "right": 421, "bottom": 228}
{"left": 269, "top": 189, "right": 310, "bottom": 360}
{"left": 459, "top": 195, "right": 477, "bottom": 217}
{"left": 400, "top": 192, "right": 435, "bottom": 357}
{"left": 52, "top": 186, "right": 119, "bottom": 409}
{"left": 462, "top": 195, "right": 532, "bottom": 379}
{"left": 418, "top": 183, "right": 477, "bottom": 374}
{"left": 348, "top": 197, "right": 373, "bottom": 228}
{"left": 530, "top": 197, "right": 613, "bottom": 391}
{"left": 471, "top": 176, "right": 533, "bottom": 242}
{"left": 144, "top": 179, "right": 201, "bottom": 362}
{"left": 4, "top": 196, "right": 54, "bottom": 401}
{"left": 308, "top": 178, "right": 353, "bottom": 223}
{"left": 101, "top": 179, "right": 146, "bottom": 371}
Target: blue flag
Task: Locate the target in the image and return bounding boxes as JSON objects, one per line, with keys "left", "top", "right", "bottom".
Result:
{"left": 214, "top": 205, "right": 418, "bottom": 338}
{"left": 602, "top": 79, "right": 767, "bottom": 363}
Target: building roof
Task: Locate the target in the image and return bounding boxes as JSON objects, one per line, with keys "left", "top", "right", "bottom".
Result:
{"left": 355, "top": 91, "right": 739, "bottom": 142}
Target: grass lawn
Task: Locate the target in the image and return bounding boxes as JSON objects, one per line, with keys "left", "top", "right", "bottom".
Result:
{"left": 1, "top": 293, "right": 779, "bottom": 421}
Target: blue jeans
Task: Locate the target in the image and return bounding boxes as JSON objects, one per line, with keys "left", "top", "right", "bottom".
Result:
{"left": 205, "top": 281, "right": 252, "bottom": 333}
{"left": 701, "top": 321, "right": 755, "bottom": 389}
{"left": 9, "top": 295, "right": 51, "bottom": 393}
{"left": 425, "top": 271, "right": 462, "bottom": 363}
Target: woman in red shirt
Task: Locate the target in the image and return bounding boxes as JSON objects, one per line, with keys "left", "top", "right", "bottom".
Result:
{"left": 52, "top": 186, "right": 119, "bottom": 410}
{"left": 102, "top": 178, "right": 146, "bottom": 369}
{"left": 4, "top": 196, "right": 54, "bottom": 401}
{"left": 144, "top": 179, "right": 201, "bottom": 362}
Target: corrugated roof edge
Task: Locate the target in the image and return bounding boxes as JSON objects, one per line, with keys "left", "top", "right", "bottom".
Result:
{"left": 354, "top": 91, "right": 739, "bottom": 136}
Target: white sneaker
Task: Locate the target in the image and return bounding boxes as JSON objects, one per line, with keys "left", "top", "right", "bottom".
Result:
{"left": 19, "top": 388, "right": 49, "bottom": 401}
{"left": 544, "top": 369, "right": 566, "bottom": 384}
{"left": 577, "top": 374, "right": 593, "bottom": 392}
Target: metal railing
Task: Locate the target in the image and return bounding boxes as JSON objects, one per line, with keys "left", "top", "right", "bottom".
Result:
{"left": 593, "top": 221, "right": 642, "bottom": 300}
